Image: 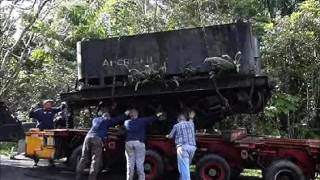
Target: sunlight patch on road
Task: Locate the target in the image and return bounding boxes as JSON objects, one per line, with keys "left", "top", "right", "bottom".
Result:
{"left": 241, "top": 169, "right": 262, "bottom": 178}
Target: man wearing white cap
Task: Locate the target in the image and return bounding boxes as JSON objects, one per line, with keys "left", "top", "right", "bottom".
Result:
{"left": 29, "top": 99, "right": 66, "bottom": 130}
{"left": 29, "top": 99, "right": 66, "bottom": 166}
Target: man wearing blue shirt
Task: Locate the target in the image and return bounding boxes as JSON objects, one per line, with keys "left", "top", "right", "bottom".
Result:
{"left": 166, "top": 111, "right": 197, "bottom": 180}
{"left": 29, "top": 99, "right": 66, "bottom": 167}
{"left": 76, "top": 109, "right": 129, "bottom": 180}
{"left": 29, "top": 100, "right": 66, "bottom": 130}
{"left": 124, "top": 109, "right": 162, "bottom": 180}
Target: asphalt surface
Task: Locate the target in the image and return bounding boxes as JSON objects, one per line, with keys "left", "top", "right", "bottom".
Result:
{"left": 0, "top": 155, "right": 125, "bottom": 180}
{"left": 0, "top": 155, "right": 260, "bottom": 180}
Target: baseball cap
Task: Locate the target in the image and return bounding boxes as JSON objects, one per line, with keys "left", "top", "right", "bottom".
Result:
{"left": 43, "top": 99, "right": 54, "bottom": 105}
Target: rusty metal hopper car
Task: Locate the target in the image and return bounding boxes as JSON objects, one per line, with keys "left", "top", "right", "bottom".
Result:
{"left": 61, "top": 22, "right": 272, "bottom": 131}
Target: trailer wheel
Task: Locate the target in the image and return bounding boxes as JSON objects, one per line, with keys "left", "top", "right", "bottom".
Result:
{"left": 69, "top": 145, "right": 83, "bottom": 171}
{"left": 196, "top": 154, "right": 231, "bottom": 180}
{"left": 144, "top": 150, "right": 164, "bottom": 180}
{"left": 265, "top": 160, "right": 305, "bottom": 180}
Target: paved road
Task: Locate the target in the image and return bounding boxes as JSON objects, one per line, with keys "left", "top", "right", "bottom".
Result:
{"left": 0, "top": 155, "right": 126, "bottom": 180}
{"left": 0, "top": 155, "right": 260, "bottom": 180}
{"left": 0, "top": 155, "right": 73, "bottom": 180}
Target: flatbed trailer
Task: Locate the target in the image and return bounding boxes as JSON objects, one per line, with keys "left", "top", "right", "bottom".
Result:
{"left": 25, "top": 128, "right": 320, "bottom": 180}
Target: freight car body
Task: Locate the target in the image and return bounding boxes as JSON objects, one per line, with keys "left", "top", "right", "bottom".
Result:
{"left": 77, "top": 22, "right": 259, "bottom": 83}
{"left": 61, "top": 22, "right": 271, "bottom": 130}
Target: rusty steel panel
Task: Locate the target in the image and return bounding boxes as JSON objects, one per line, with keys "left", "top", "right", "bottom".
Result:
{"left": 77, "top": 22, "right": 259, "bottom": 82}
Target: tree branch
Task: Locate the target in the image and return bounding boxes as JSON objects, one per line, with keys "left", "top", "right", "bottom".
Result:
{"left": 0, "top": 33, "right": 35, "bottom": 97}
{"left": 0, "top": 0, "right": 50, "bottom": 71}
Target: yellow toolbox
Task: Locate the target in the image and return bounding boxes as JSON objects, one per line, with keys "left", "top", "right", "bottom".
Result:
{"left": 25, "top": 128, "right": 55, "bottom": 160}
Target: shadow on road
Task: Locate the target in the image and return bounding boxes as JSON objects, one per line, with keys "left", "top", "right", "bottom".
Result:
{"left": 0, "top": 155, "right": 261, "bottom": 180}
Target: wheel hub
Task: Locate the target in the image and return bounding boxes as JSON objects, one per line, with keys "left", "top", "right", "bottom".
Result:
{"left": 144, "top": 163, "right": 151, "bottom": 171}
{"left": 208, "top": 168, "right": 217, "bottom": 177}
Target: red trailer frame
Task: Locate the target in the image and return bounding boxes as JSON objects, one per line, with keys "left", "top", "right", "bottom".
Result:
{"left": 29, "top": 128, "right": 320, "bottom": 180}
{"left": 143, "top": 130, "right": 320, "bottom": 180}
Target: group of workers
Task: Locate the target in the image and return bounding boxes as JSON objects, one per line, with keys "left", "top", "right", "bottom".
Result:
{"left": 29, "top": 100, "right": 197, "bottom": 180}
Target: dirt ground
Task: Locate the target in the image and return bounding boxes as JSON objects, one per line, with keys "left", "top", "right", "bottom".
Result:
{"left": 0, "top": 155, "right": 260, "bottom": 180}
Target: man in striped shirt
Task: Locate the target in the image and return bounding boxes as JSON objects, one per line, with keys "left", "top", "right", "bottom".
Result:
{"left": 166, "top": 111, "right": 197, "bottom": 180}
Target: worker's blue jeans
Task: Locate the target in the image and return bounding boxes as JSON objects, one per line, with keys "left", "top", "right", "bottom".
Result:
{"left": 177, "top": 144, "right": 196, "bottom": 180}
{"left": 125, "top": 140, "right": 146, "bottom": 180}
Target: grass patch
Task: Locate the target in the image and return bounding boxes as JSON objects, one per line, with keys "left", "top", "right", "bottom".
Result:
{"left": 241, "top": 169, "right": 262, "bottom": 177}
{"left": 0, "top": 142, "right": 17, "bottom": 156}
{"left": 190, "top": 165, "right": 196, "bottom": 172}
{"left": 240, "top": 169, "right": 320, "bottom": 179}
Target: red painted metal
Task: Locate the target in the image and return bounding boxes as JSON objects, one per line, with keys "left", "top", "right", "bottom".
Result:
{"left": 44, "top": 128, "right": 320, "bottom": 179}
{"left": 145, "top": 133, "right": 320, "bottom": 179}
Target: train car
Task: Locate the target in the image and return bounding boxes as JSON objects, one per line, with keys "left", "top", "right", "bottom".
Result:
{"left": 61, "top": 22, "right": 272, "bottom": 130}
{"left": 77, "top": 22, "right": 260, "bottom": 84}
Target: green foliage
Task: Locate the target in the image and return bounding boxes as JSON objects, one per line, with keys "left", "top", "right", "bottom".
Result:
{"left": 262, "top": 0, "right": 320, "bottom": 137}
{"left": 240, "top": 169, "right": 262, "bottom": 178}
{"left": 265, "top": 93, "right": 300, "bottom": 118}
{"left": 263, "top": 0, "right": 320, "bottom": 81}
{"left": 231, "top": 0, "right": 265, "bottom": 19}
{"left": 0, "top": 142, "right": 17, "bottom": 156}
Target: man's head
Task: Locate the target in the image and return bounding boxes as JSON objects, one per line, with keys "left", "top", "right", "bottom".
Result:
{"left": 177, "top": 114, "right": 187, "bottom": 122}
{"left": 100, "top": 107, "right": 111, "bottom": 119}
{"left": 102, "top": 112, "right": 111, "bottom": 119}
{"left": 43, "top": 100, "right": 54, "bottom": 110}
{"left": 129, "top": 109, "right": 139, "bottom": 119}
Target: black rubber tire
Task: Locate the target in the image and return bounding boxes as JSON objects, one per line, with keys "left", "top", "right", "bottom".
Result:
{"left": 262, "top": 168, "right": 266, "bottom": 180}
{"left": 144, "top": 150, "right": 165, "bottom": 180}
{"left": 196, "top": 154, "right": 231, "bottom": 180}
{"left": 264, "top": 160, "right": 305, "bottom": 180}
{"left": 69, "top": 145, "right": 83, "bottom": 171}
